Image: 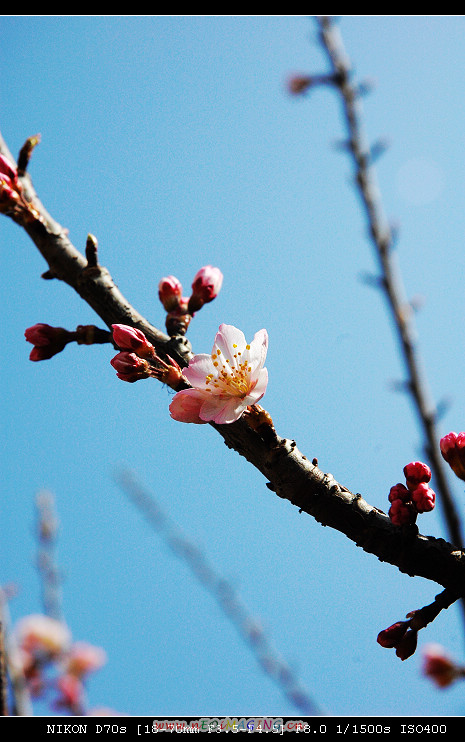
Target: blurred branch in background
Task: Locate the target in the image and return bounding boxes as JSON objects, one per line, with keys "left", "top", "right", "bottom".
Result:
{"left": 117, "top": 469, "right": 323, "bottom": 717}
{"left": 35, "top": 491, "right": 64, "bottom": 623}
{"left": 309, "top": 17, "right": 463, "bottom": 554}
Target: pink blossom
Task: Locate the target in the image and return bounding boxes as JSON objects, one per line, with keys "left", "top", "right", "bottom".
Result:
{"left": 170, "top": 323, "right": 268, "bottom": 424}
{"left": 65, "top": 641, "right": 107, "bottom": 677}
{"left": 15, "top": 614, "right": 71, "bottom": 658}
{"left": 111, "top": 324, "right": 154, "bottom": 357}
{"left": 440, "top": 432, "right": 465, "bottom": 481}
{"left": 188, "top": 265, "right": 223, "bottom": 313}
{"left": 158, "top": 275, "right": 184, "bottom": 311}
{"left": 410, "top": 482, "right": 436, "bottom": 513}
{"left": 403, "top": 461, "right": 431, "bottom": 490}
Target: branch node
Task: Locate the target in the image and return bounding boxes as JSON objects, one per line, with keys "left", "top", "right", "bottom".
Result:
{"left": 17, "top": 133, "right": 41, "bottom": 176}
{"left": 85, "top": 233, "right": 99, "bottom": 268}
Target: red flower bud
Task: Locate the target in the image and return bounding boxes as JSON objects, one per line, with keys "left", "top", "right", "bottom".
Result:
{"left": 440, "top": 432, "right": 465, "bottom": 481}
{"left": 388, "top": 483, "right": 409, "bottom": 503}
{"left": 377, "top": 620, "right": 409, "bottom": 648}
{"left": 395, "top": 629, "right": 418, "bottom": 661}
{"left": 410, "top": 482, "right": 436, "bottom": 513}
{"left": 388, "top": 498, "right": 416, "bottom": 526}
{"left": 403, "top": 461, "right": 431, "bottom": 490}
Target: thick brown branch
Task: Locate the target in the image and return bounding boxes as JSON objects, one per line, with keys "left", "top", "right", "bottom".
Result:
{"left": 2, "top": 130, "right": 465, "bottom": 599}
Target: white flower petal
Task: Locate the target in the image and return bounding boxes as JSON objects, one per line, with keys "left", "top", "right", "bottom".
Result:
{"left": 214, "top": 324, "right": 247, "bottom": 360}
{"left": 183, "top": 354, "right": 216, "bottom": 389}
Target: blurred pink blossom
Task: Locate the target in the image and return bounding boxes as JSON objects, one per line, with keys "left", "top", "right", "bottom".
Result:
{"left": 15, "top": 614, "right": 71, "bottom": 658}
{"left": 422, "top": 644, "right": 461, "bottom": 688}
{"left": 65, "top": 641, "right": 107, "bottom": 677}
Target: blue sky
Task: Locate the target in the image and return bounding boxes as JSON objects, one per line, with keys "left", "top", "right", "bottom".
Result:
{"left": 2, "top": 15, "right": 465, "bottom": 718}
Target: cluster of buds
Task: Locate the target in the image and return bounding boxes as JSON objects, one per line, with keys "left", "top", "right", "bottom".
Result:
{"left": 158, "top": 265, "right": 223, "bottom": 336}
{"left": 440, "top": 432, "right": 465, "bottom": 482}
{"left": 388, "top": 461, "right": 435, "bottom": 526}
{"left": 422, "top": 644, "right": 465, "bottom": 688}
{"left": 11, "top": 613, "right": 106, "bottom": 714}
{"left": 110, "top": 324, "right": 183, "bottom": 389}
{"left": 0, "top": 149, "right": 41, "bottom": 222}
{"left": 377, "top": 612, "right": 420, "bottom": 661}
{"left": 25, "top": 323, "right": 112, "bottom": 361}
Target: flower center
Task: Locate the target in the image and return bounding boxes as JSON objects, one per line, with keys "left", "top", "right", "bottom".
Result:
{"left": 205, "top": 345, "right": 252, "bottom": 397}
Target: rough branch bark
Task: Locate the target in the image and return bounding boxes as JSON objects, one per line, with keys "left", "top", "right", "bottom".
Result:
{"left": 2, "top": 130, "right": 465, "bottom": 600}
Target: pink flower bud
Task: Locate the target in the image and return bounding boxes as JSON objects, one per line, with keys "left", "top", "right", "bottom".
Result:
{"left": 111, "top": 324, "right": 154, "bottom": 357}
{"left": 110, "top": 351, "right": 151, "bottom": 382}
{"left": 24, "top": 323, "right": 70, "bottom": 361}
{"left": 188, "top": 265, "right": 223, "bottom": 313}
{"left": 440, "top": 432, "right": 465, "bottom": 481}
{"left": 395, "top": 629, "right": 418, "bottom": 661}
{"left": 158, "top": 275, "right": 183, "bottom": 311}
{"left": 388, "top": 483, "right": 410, "bottom": 503}
{"left": 403, "top": 461, "right": 431, "bottom": 490}
{"left": 423, "top": 644, "right": 460, "bottom": 688}
{"left": 411, "top": 482, "right": 436, "bottom": 513}
{"left": 377, "top": 620, "right": 409, "bottom": 648}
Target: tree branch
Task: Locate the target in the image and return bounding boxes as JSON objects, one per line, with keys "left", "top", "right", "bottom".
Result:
{"left": 2, "top": 129, "right": 465, "bottom": 608}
